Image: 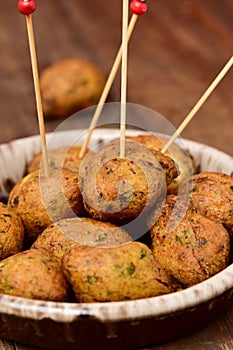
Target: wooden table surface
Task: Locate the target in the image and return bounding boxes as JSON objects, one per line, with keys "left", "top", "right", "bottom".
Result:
{"left": 0, "top": 0, "right": 233, "bottom": 349}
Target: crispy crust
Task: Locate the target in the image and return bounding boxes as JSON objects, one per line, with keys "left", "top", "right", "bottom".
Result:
{"left": 32, "top": 217, "right": 132, "bottom": 261}
{"left": 80, "top": 140, "right": 179, "bottom": 223}
{"left": 150, "top": 195, "right": 230, "bottom": 287}
{"left": 0, "top": 203, "right": 24, "bottom": 260}
{"left": 63, "top": 241, "right": 175, "bottom": 302}
{"left": 183, "top": 172, "right": 233, "bottom": 227}
{"left": 126, "top": 134, "right": 195, "bottom": 194}
{"left": 0, "top": 249, "right": 68, "bottom": 301}
{"left": 8, "top": 167, "right": 85, "bottom": 245}
{"left": 27, "top": 146, "right": 91, "bottom": 174}
{"left": 40, "top": 59, "right": 106, "bottom": 118}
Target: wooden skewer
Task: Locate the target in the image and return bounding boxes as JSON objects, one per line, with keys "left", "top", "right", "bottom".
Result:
{"left": 120, "top": 0, "right": 129, "bottom": 158}
{"left": 78, "top": 14, "right": 138, "bottom": 159}
{"left": 161, "top": 56, "right": 233, "bottom": 154}
{"left": 26, "top": 14, "right": 49, "bottom": 176}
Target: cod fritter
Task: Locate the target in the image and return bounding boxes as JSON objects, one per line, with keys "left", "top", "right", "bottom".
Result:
{"left": 8, "top": 167, "right": 85, "bottom": 245}
{"left": 40, "top": 58, "right": 106, "bottom": 118}
{"left": 63, "top": 241, "right": 176, "bottom": 302}
{"left": 0, "top": 203, "right": 24, "bottom": 260}
{"left": 27, "top": 146, "right": 91, "bottom": 174}
{"left": 32, "top": 217, "right": 132, "bottom": 261}
{"left": 126, "top": 134, "right": 195, "bottom": 194}
{"left": 79, "top": 139, "right": 179, "bottom": 224}
{"left": 0, "top": 249, "right": 68, "bottom": 301}
{"left": 182, "top": 172, "right": 233, "bottom": 229}
{"left": 149, "top": 195, "right": 230, "bottom": 287}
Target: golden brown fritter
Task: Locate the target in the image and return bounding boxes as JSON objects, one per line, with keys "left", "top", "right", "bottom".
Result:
{"left": 27, "top": 146, "right": 91, "bottom": 174}
{"left": 79, "top": 139, "right": 179, "bottom": 224}
{"left": 8, "top": 167, "right": 85, "bottom": 245}
{"left": 149, "top": 195, "right": 230, "bottom": 287}
{"left": 40, "top": 58, "right": 106, "bottom": 118}
{"left": 32, "top": 221, "right": 79, "bottom": 262}
{"left": 151, "top": 149, "right": 179, "bottom": 187}
{"left": 0, "top": 203, "right": 24, "bottom": 260}
{"left": 182, "top": 172, "right": 233, "bottom": 228}
{"left": 0, "top": 249, "right": 68, "bottom": 301}
{"left": 126, "top": 134, "right": 195, "bottom": 194}
{"left": 32, "top": 217, "right": 132, "bottom": 261}
{"left": 63, "top": 241, "right": 175, "bottom": 302}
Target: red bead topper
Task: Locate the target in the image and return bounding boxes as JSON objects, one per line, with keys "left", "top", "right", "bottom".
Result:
{"left": 18, "top": 0, "right": 36, "bottom": 15}
{"left": 130, "top": 0, "right": 148, "bottom": 15}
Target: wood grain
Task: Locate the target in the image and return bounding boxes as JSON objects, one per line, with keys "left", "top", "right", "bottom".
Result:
{"left": 0, "top": 0, "right": 232, "bottom": 153}
{"left": 0, "top": 0, "right": 232, "bottom": 349}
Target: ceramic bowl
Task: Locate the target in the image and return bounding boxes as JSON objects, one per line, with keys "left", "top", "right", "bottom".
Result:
{"left": 0, "top": 129, "right": 232, "bottom": 350}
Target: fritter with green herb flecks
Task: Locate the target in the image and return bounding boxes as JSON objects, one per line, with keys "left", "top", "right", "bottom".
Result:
{"left": 27, "top": 146, "right": 92, "bottom": 174}
{"left": 0, "top": 249, "right": 69, "bottom": 301}
{"left": 126, "top": 134, "right": 195, "bottom": 194}
{"left": 79, "top": 139, "right": 179, "bottom": 224}
{"left": 32, "top": 217, "right": 132, "bottom": 261}
{"left": 8, "top": 167, "right": 85, "bottom": 246}
{"left": 0, "top": 203, "right": 24, "bottom": 260}
{"left": 149, "top": 195, "right": 230, "bottom": 287}
{"left": 181, "top": 172, "right": 233, "bottom": 229}
{"left": 62, "top": 241, "right": 176, "bottom": 302}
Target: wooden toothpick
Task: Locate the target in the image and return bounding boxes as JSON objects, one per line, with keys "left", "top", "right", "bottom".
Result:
{"left": 120, "top": 0, "right": 130, "bottom": 158}
{"left": 79, "top": 14, "right": 138, "bottom": 159}
{"left": 26, "top": 15, "right": 49, "bottom": 175}
{"left": 79, "top": 1, "right": 149, "bottom": 159}
{"left": 18, "top": 0, "right": 49, "bottom": 175}
{"left": 162, "top": 56, "right": 233, "bottom": 154}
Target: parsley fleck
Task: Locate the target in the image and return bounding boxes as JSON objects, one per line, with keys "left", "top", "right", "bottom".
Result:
{"left": 140, "top": 249, "right": 147, "bottom": 259}
{"left": 13, "top": 196, "right": 19, "bottom": 205}
{"left": 175, "top": 235, "right": 182, "bottom": 243}
{"left": 86, "top": 275, "right": 94, "bottom": 284}
{"left": 200, "top": 237, "right": 207, "bottom": 245}
{"left": 127, "top": 262, "right": 136, "bottom": 276}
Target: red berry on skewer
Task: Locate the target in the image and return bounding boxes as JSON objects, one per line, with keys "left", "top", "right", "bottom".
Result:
{"left": 18, "top": 0, "right": 36, "bottom": 15}
{"left": 130, "top": 0, "right": 148, "bottom": 16}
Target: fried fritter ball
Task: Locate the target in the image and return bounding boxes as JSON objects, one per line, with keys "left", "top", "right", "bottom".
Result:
{"left": 0, "top": 249, "right": 68, "bottom": 301}
{"left": 0, "top": 203, "right": 24, "bottom": 260}
{"left": 126, "top": 134, "right": 194, "bottom": 194}
{"left": 32, "top": 217, "right": 132, "bottom": 261}
{"left": 63, "top": 241, "right": 175, "bottom": 302}
{"left": 8, "top": 167, "right": 85, "bottom": 245}
{"left": 27, "top": 146, "right": 91, "bottom": 174}
{"left": 40, "top": 58, "right": 106, "bottom": 118}
{"left": 79, "top": 139, "right": 179, "bottom": 224}
{"left": 182, "top": 172, "right": 233, "bottom": 229}
{"left": 149, "top": 195, "right": 230, "bottom": 287}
